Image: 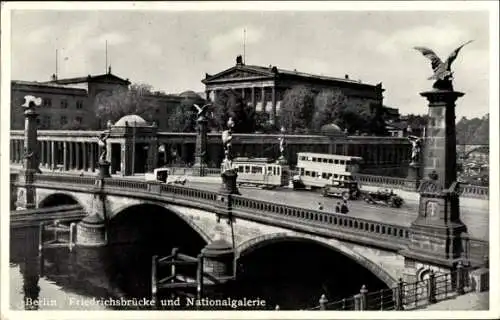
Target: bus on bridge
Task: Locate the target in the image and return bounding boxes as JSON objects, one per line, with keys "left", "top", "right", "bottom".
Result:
{"left": 292, "top": 152, "right": 363, "bottom": 191}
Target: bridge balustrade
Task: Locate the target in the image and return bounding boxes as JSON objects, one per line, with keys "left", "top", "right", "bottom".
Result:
{"left": 459, "top": 185, "right": 489, "bottom": 199}
{"left": 231, "top": 195, "right": 410, "bottom": 249}
{"left": 28, "top": 174, "right": 488, "bottom": 265}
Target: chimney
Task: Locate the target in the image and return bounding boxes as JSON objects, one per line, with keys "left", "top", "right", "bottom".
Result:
{"left": 51, "top": 74, "right": 57, "bottom": 81}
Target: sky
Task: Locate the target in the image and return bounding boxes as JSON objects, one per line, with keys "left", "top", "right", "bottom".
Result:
{"left": 8, "top": 4, "right": 494, "bottom": 119}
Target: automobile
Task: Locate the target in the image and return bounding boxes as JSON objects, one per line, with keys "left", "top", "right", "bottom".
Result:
{"left": 322, "top": 180, "right": 361, "bottom": 200}
{"left": 363, "top": 188, "right": 404, "bottom": 208}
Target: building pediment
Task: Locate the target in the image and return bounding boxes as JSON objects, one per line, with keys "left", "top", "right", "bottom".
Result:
{"left": 203, "top": 66, "right": 274, "bottom": 84}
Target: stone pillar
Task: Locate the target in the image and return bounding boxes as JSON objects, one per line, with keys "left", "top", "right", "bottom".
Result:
{"left": 82, "top": 142, "right": 87, "bottom": 171}
{"left": 261, "top": 87, "right": 266, "bottom": 114}
{"left": 400, "top": 83, "right": 468, "bottom": 283}
{"left": 147, "top": 139, "right": 159, "bottom": 173}
{"left": 19, "top": 226, "right": 42, "bottom": 310}
{"left": 90, "top": 143, "right": 96, "bottom": 172}
{"left": 251, "top": 86, "right": 256, "bottom": 110}
{"left": 62, "top": 142, "right": 68, "bottom": 171}
{"left": 69, "top": 142, "right": 74, "bottom": 170}
{"left": 76, "top": 188, "right": 107, "bottom": 247}
{"left": 40, "top": 141, "right": 45, "bottom": 168}
{"left": 75, "top": 142, "right": 81, "bottom": 170}
{"left": 193, "top": 113, "right": 209, "bottom": 176}
{"left": 16, "top": 96, "right": 41, "bottom": 210}
{"left": 50, "top": 141, "right": 55, "bottom": 170}
{"left": 271, "top": 86, "right": 276, "bottom": 125}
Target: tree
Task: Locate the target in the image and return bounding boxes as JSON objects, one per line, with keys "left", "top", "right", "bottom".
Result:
{"left": 311, "top": 89, "right": 348, "bottom": 132}
{"left": 95, "top": 83, "right": 159, "bottom": 128}
{"left": 212, "top": 89, "right": 256, "bottom": 133}
{"left": 167, "top": 99, "right": 197, "bottom": 132}
{"left": 367, "top": 103, "right": 388, "bottom": 136}
{"left": 280, "top": 86, "right": 316, "bottom": 133}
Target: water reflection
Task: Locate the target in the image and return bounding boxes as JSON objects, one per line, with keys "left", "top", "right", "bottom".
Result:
{"left": 10, "top": 225, "right": 388, "bottom": 311}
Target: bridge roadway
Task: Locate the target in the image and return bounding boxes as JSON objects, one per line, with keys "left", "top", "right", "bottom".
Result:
{"left": 10, "top": 168, "right": 488, "bottom": 241}
{"left": 180, "top": 181, "right": 488, "bottom": 241}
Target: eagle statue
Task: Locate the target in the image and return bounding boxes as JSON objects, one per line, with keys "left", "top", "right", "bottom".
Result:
{"left": 22, "top": 95, "right": 42, "bottom": 108}
{"left": 193, "top": 104, "right": 211, "bottom": 118}
{"left": 414, "top": 40, "right": 473, "bottom": 90}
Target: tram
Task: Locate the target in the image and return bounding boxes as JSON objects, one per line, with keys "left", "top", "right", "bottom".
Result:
{"left": 292, "top": 152, "right": 363, "bottom": 190}
{"left": 230, "top": 157, "right": 290, "bottom": 189}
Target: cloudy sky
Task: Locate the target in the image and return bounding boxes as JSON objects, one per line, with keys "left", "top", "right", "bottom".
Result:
{"left": 8, "top": 3, "right": 494, "bottom": 119}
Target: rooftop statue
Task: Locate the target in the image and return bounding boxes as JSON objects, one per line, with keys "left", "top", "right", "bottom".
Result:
{"left": 193, "top": 103, "right": 211, "bottom": 119}
{"left": 414, "top": 40, "right": 473, "bottom": 90}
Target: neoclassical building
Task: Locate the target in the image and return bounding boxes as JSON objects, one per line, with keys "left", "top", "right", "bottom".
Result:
{"left": 202, "top": 55, "right": 392, "bottom": 124}
{"left": 11, "top": 115, "right": 412, "bottom": 177}
{"left": 11, "top": 70, "right": 206, "bottom": 131}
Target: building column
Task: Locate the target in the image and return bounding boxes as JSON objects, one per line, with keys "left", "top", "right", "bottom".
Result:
{"left": 69, "top": 142, "right": 74, "bottom": 170}
{"left": 261, "top": 87, "right": 266, "bottom": 114}
{"left": 40, "top": 141, "right": 45, "bottom": 168}
{"left": 77, "top": 142, "right": 82, "bottom": 170}
{"left": 62, "top": 142, "right": 68, "bottom": 171}
{"left": 82, "top": 142, "right": 87, "bottom": 171}
{"left": 251, "top": 86, "right": 256, "bottom": 110}
{"left": 50, "top": 141, "right": 55, "bottom": 170}
{"left": 271, "top": 86, "right": 276, "bottom": 124}
{"left": 90, "top": 143, "right": 96, "bottom": 172}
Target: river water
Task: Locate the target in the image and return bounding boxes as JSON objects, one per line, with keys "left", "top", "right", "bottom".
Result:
{"left": 10, "top": 224, "right": 387, "bottom": 311}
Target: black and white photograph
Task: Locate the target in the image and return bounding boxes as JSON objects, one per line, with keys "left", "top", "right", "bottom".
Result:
{"left": 1, "top": 1, "right": 498, "bottom": 319}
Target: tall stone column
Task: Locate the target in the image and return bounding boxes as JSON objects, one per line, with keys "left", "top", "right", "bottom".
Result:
{"left": 90, "top": 143, "right": 96, "bottom": 172}
{"left": 40, "top": 141, "right": 45, "bottom": 168}
{"left": 251, "top": 86, "right": 256, "bottom": 110}
{"left": 69, "top": 142, "right": 74, "bottom": 170}
{"left": 63, "top": 142, "right": 69, "bottom": 171}
{"left": 193, "top": 105, "right": 209, "bottom": 176}
{"left": 16, "top": 96, "right": 42, "bottom": 210}
{"left": 45, "top": 141, "right": 50, "bottom": 168}
{"left": 50, "top": 141, "right": 56, "bottom": 170}
{"left": 271, "top": 86, "right": 276, "bottom": 125}
{"left": 261, "top": 87, "right": 266, "bottom": 114}
{"left": 82, "top": 142, "right": 88, "bottom": 171}
{"left": 400, "top": 79, "right": 468, "bottom": 283}
{"left": 75, "top": 142, "right": 81, "bottom": 170}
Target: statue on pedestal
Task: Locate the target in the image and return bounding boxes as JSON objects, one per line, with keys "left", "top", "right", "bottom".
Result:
{"left": 98, "top": 131, "right": 111, "bottom": 163}
{"left": 278, "top": 126, "right": 286, "bottom": 162}
{"left": 408, "top": 135, "right": 423, "bottom": 164}
{"left": 414, "top": 40, "right": 473, "bottom": 90}
{"left": 221, "top": 117, "right": 235, "bottom": 173}
{"left": 219, "top": 117, "right": 239, "bottom": 194}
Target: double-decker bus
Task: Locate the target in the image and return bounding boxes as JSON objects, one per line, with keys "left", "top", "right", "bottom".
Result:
{"left": 292, "top": 152, "right": 363, "bottom": 190}
{"left": 230, "top": 157, "right": 290, "bottom": 189}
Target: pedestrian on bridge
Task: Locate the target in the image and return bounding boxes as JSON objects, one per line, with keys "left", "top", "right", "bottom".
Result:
{"left": 341, "top": 200, "right": 349, "bottom": 214}
{"left": 335, "top": 202, "right": 341, "bottom": 213}
{"left": 317, "top": 202, "right": 323, "bottom": 211}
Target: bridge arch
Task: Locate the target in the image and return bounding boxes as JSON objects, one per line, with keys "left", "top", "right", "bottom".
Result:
{"left": 108, "top": 202, "right": 210, "bottom": 258}
{"left": 109, "top": 201, "right": 211, "bottom": 244}
{"left": 38, "top": 192, "right": 83, "bottom": 208}
{"left": 237, "top": 232, "right": 396, "bottom": 288}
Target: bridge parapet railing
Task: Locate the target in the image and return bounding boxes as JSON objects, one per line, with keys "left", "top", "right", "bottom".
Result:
{"left": 353, "top": 174, "right": 417, "bottom": 191}
{"left": 459, "top": 184, "right": 489, "bottom": 199}
{"left": 311, "top": 264, "right": 484, "bottom": 311}
{"left": 34, "top": 173, "right": 96, "bottom": 186}
{"left": 231, "top": 195, "right": 410, "bottom": 248}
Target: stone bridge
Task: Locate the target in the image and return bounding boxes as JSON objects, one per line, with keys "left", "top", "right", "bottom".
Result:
{"left": 17, "top": 173, "right": 489, "bottom": 291}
